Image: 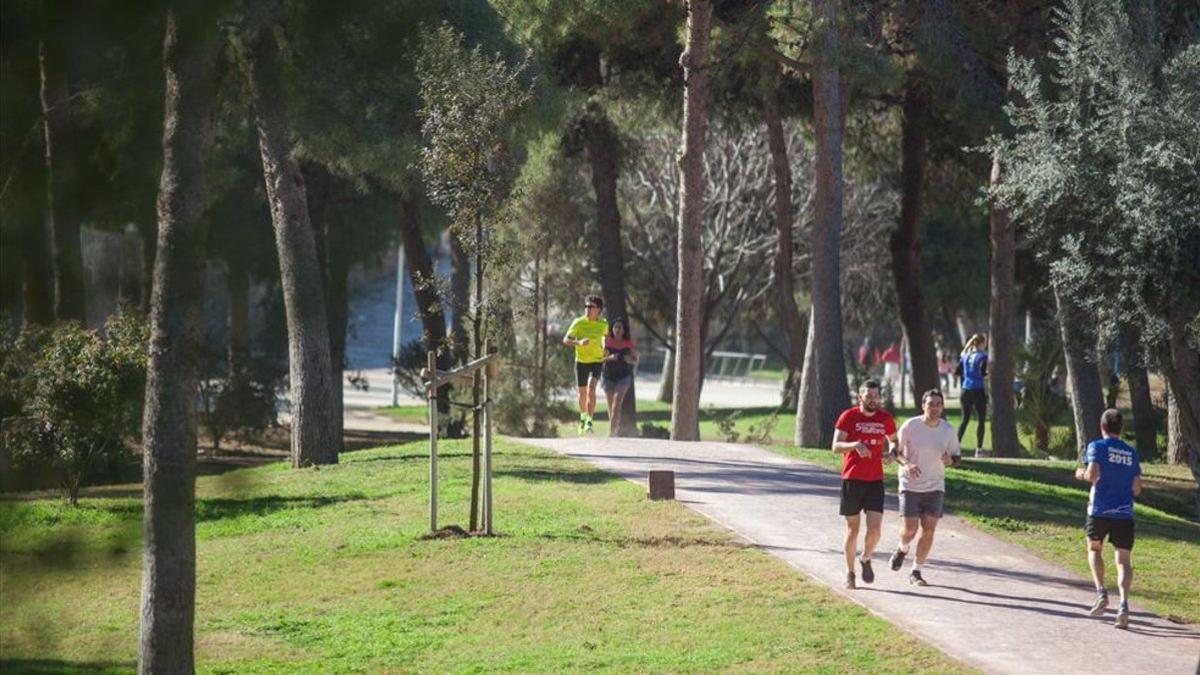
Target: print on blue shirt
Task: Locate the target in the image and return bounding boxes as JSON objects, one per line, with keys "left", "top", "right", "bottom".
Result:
{"left": 961, "top": 351, "right": 988, "bottom": 391}
{"left": 1084, "top": 437, "right": 1141, "bottom": 519}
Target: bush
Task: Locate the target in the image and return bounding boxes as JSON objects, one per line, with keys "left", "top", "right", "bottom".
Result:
{"left": 1015, "top": 328, "right": 1068, "bottom": 455}
{"left": 493, "top": 366, "right": 573, "bottom": 437}
{"left": 640, "top": 423, "right": 670, "bottom": 439}
{"left": 199, "top": 353, "right": 286, "bottom": 451}
{"left": 4, "top": 313, "right": 148, "bottom": 504}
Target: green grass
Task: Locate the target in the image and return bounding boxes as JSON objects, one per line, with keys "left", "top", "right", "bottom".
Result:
{"left": 1, "top": 439, "right": 967, "bottom": 673}
{"left": 769, "top": 446, "right": 1200, "bottom": 626}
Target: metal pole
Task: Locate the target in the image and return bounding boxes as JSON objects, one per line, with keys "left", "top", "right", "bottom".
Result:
{"left": 391, "top": 244, "right": 406, "bottom": 407}
{"left": 427, "top": 350, "right": 437, "bottom": 533}
{"left": 483, "top": 340, "right": 493, "bottom": 535}
{"left": 899, "top": 336, "right": 908, "bottom": 409}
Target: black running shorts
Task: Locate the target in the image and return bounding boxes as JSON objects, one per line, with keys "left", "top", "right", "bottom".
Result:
{"left": 1086, "top": 516, "right": 1135, "bottom": 550}
{"left": 840, "top": 479, "right": 885, "bottom": 515}
{"left": 575, "top": 362, "right": 603, "bottom": 387}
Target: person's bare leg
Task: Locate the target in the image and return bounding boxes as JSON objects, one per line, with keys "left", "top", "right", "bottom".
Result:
{"left": 1115, "top": 548, "right": 1132, "bottom": 607}
{"left": 843, "top": 515, "right": 861, "bottom": 574}
{"left": 898, "top": 517, "right": 919, "bottom": 552}
{"left": 609, "top": 385, "right": 629, "bottom": 437}
{"left": 915, "top": 515, "right": 939, "bottom": 565}
{"left": 586, "top": 379, "right": 598, "bottom": 418}
{"left": 861, "top": 510, "right": 883, "bottom": 562}
{"left": 576, "top": 386, "right": 588, "bottom": 418}
{"left": 604, "top": 386, "right": 617, "bottom": 434}
{"left": 1087, "top": 539, "right": 1106, "bottom": 591}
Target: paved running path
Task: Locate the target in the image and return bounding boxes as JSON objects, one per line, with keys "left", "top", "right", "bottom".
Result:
{"left": 521, "top": 437, "right": 1200, "bottom": 675}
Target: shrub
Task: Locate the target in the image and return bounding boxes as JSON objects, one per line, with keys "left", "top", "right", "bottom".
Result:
{"left": 5, "top": 313, "right": 148, "bottom": 504}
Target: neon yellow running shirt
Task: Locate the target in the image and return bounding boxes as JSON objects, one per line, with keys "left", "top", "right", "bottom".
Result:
{"left": 566, "top": 316, "right": 608, "bottom": 364}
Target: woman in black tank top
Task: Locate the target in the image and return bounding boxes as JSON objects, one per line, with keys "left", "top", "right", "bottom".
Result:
{"left": 602, "top": 318, "right": 638, "bottom": 436}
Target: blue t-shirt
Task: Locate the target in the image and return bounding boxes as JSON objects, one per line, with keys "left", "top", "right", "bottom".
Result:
{"left": 961, "top": 351, "right": 987, "bottom": 391}
{"left": 1084, "top": 437, "right": 1141, "bottom": 519}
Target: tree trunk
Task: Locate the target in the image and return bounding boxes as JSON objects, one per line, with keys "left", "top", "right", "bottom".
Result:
{"left": 796, "top": 0, "right": 850, "bottom": 448}
{"left": 449, "top": 233, "right": 470, "bottom": 364}
{"left": 235, "top": 24, "right": 339, "bottom": 467}
{"left": 1053, "top": 282, "right": 1105, "bottom": 461}
{"left": 226, "top": 264, "right": 250, "bottom": 380}
{"left": 581, "top": 61, "right": 637, "bottom": 436}
{"left": 764, "top": 68, "right": 806, "bottom": 408}
{"left": 1164, "top": 312, "right": 1200, "bottom": 519}
{"left": 988, "top": 0, "right": 1042, "bottom": 458}
{"left": 889, "top": 77, "right": 939, "bottom": 403}
{"left": 398, "top": 191, "right": 451, "bottom": 414}
{"left": 304, "top": 162, "right": 345, "bottom": 458}
{"left": 1121, "top": 330, "right": 1157, "bottom": 457}
{"left": 657, "top": 344, "right": 675, "bottom": 404}
{"left": 988, "top": 152, "right": 1020, "bottom": 456}
{"left": 138, "top": 220, "right": 157, "bottom": 315}
{"left": 670, "top": 0, "right": 712, "bottom": 442}
{"left": 795, "top": 309, "right": 822, "bottom": 446}
{"left": 1167, "top": 382, "right": 1185, "bottom": 465}
{"left": 20, "top": 207, "right": 54, "bottom": 326}
{"left": 39, "top": 39, "right": 86, "bottom": 323}
{"left": 138, "top": 11, "right": 218, "bottom": 672}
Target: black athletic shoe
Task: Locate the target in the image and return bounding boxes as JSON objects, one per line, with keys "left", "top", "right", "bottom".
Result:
{"left": 1088, "top": 593, "right": 1109, "bottom": 617}
{"left": 844, "top": 572, "right": 856, "bottom": 589}
{"left": 860, "top": 559, "right": 875, "bottom": 584}
{"left": 909, "top": 570, "right": 928, "bottom": 586}
{"left": 890, "top": 548, "right": 907, "bottom": 571}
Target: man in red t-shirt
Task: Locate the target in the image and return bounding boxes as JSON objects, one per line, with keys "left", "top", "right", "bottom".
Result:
{"left": 832, "top": 379, "right": 897, "bottom": 589}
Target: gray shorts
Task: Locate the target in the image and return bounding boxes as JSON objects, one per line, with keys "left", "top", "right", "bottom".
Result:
{"left": 899, "top": 490, "right": 944, "bottom": 518}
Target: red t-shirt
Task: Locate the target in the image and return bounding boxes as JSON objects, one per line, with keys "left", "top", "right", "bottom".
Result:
{"left": 835, "top": 407, "right": 896, "bottom": 481}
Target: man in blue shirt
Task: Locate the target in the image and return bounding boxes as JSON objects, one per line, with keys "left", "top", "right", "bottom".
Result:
{"left": 1075, "top": 408, "right": 1143, "bottom": 629}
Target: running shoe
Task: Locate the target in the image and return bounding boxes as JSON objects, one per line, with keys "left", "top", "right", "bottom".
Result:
{"left": 578, "top": 417, "right": 587, "bottom": 435}
{"left": 860, "top": 559, "right": 875, "bottom": 584}
{"left": 1115, "top": 604, "right": 1130, "bottom": 629}
{"left": 1088, "top": 593, "right": 1109, "bottom": 617}
{"left": 909, "top": 570, "right": 928, "bottom": 586}
{"left": 844, "top": 572, "right": 856, "bottom": 589}
{"left": 889, "top": 548, "right": 907, "bottom": 571}
{"left": 584, "top": 416, "right": 594, "bottom": 433}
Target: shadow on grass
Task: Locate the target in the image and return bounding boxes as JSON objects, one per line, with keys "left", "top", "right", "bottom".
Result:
{"left": 494, "top": 468, "right": 623, "bottom": 485}
{"left": 534, "top": 531, "right": 750, "bottom": 550}
{"left": 2, "top": 494, "right": 368, "bottom": 576}
{"left": 947, "top": 474, "right": 1198, "bottom": 542}
{"left": 0, "top": 659, "right": 134, "bottom": 674}
{"left": 959, "top": 460, "right": 1196, "bottom": 522}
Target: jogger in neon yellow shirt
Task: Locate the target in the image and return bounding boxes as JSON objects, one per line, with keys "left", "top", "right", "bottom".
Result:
{"left": 563, "top": 294, "right": 607, "bottom": 434}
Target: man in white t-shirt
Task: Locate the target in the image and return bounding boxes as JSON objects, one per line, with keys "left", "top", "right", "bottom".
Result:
{"left": 889, "top": 388, "right": 961, "bottom": 585}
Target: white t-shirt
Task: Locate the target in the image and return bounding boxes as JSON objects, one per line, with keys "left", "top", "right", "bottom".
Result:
{"left": 897, "top": 416, "right": 961, "bottom": 493}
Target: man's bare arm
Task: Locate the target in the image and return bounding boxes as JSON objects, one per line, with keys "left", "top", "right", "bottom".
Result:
{"left": 832, "top": 429, "right": 864, "bottom": 455}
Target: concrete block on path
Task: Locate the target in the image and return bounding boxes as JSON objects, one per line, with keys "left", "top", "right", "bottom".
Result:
{"left": 648, "top": 470, "right": 675, "bottom": 500}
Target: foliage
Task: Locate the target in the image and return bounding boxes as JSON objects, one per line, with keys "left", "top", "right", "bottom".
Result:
{"left": 417, "top": 24, "right": 531, "bottom": 231}
{"left": 3, "top": 313, "right": 148, "bottom": 504}
{"left": 1015, "top": 326, "right": 1067, "bottom": 455}
{"left": 715, "top": 406, "right": 781, "bottom": 445}
{"left": 991, "top": 0, "right": 1200, "bottom": 361}
{"left": 639, "top": 423, "right": 671, "bottom": 439}
{"left": 198, "top": 361, "right": 286, "bottom": 452}
{"left": 621, "top": 119, "right": 897, "bottom": 346}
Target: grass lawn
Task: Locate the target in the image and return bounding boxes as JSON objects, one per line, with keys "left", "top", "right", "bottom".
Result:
{"left": 769, "top": 447, "right": 1200, "bottom": 626}
{"left": 1, "top": 439, "right": 966, "bottom": 673}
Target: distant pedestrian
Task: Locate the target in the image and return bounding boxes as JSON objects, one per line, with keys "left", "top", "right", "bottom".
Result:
{"left": 602, "top": 317, "right": 638, "bottom": 437}
{"left": 1076, "top": 408, "right": 1142, "bottom": 629}
{"left": 832, "top": 379, "right": 898, "bottom": 589}
{"left": 889, "top": 389, "right": 961, "bottom": 586}
{"left": 563, "top": 295, "right": 608, "bottom": 434}
{"left": 957, "top": 334, "right": 988, "bottom": 452}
